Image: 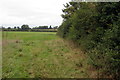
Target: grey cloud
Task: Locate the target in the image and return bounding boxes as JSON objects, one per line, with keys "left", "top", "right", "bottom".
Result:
{"left": 0, "top": 0, "right": 71, "bottom": 27}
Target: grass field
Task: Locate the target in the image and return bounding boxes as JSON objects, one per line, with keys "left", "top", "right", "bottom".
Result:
{"left": 2, "top": 32, "right": 97, "bottom": 78}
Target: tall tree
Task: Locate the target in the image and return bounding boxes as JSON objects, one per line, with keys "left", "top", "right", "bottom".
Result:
{"left": 21, "top": 24, "right": 30, "bottom": 31}
{"left": 14, "top": 27, "right": 17, "bottom": 29}
{"left": 8, "top": 27, "right": 11, "bottom": 29}
{"left": 49, "top": 25, "right": 52, "bottom": 29}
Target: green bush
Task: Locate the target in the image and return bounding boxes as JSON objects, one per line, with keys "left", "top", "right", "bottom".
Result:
{"left": 58, "top": 2, "right": 120, "bottom": 78}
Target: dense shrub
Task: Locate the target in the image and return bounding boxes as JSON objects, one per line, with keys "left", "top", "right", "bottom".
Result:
{"left": 58, "top": 2, "right": 120, "bottom": 78}
{"left": 57, "top": 19, "right": 72, "bottom": 38}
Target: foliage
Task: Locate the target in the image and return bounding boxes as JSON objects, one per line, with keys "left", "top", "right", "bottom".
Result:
{"left": 33, "top": 26, "right": 48, "bottom": 29}
{"left": 58, "top": 2, "right": 120, "bottom": 78}
{"left": 57, "top": 19, "right": 72, "bottom": 38}
{"left": 49, "top": 25, "right": 52, "bottom": 29}
{"left": 2, "top": 25, "right": 58, "bottom": 32}
{"left": 21, "top": 24, "right": 30, "bottom": 31}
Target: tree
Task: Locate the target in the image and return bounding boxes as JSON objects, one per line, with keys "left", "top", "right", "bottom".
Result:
{"left": 96, "top": 2, "right": 120, "bottom": 29}
{"left": 43, "top": 26, "right": 48, "bottom": 29}
{"left": 1, "top": 27, "right": 5, "bottom": 31}
{"left": 17, "top": 27, "right": 20, "bottom": 29}
{"left": 58, "top": 2, "right": 120, "bottom": 78}
{"left": 38, "top": 26, "right": 48, "bottom": 29}
{"left": 8, "top": 27, "right": 11, "bottom": 29}
{"left": 53, "top": 26, "right": 58, "bottom": 29}
{"left": 14, "top": 27, "right": 17, "bottom": 29}
{"left": 49, "top": 25, "right": 52, "bottom": 29}
{"left": 61, "top": 2, "right": 81, "bottom": 20}
{"left": 21, "top": 24, "right": 30, "bottom": 31}
{"left": 2, "top": 27, "right": 5, "bottom": 29}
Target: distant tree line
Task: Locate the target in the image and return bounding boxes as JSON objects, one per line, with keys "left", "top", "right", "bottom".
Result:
{"left": 57, "top": 2, "right": 120, "bottom": 79}
{"left": 2, "top": 24, "right": 58, "bottom": 32}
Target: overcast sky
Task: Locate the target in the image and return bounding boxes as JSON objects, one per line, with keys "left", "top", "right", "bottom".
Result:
{"left": 0, "top": 0, "right": 71, "bottom": 28}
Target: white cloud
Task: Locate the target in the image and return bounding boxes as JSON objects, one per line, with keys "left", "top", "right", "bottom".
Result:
{"left": 0, "top": 0, "right": 71, "bottom": 27}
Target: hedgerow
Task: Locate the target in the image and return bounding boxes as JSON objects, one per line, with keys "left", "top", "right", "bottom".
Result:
{"left": 57, "top": 2, "right": 120, "bottom": 78}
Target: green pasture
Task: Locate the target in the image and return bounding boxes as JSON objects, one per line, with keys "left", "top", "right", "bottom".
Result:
{"left": 2, "top": 32, "right": 93, "bottom": 78}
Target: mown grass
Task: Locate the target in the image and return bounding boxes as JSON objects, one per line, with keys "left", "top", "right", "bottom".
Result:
{"left": 2, "top": 32, "right": 97, "bottom": 78}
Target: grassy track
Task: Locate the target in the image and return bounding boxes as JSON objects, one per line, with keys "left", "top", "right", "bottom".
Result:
{"left": 2, "top": 32, "right": 97, "bottom": 78}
